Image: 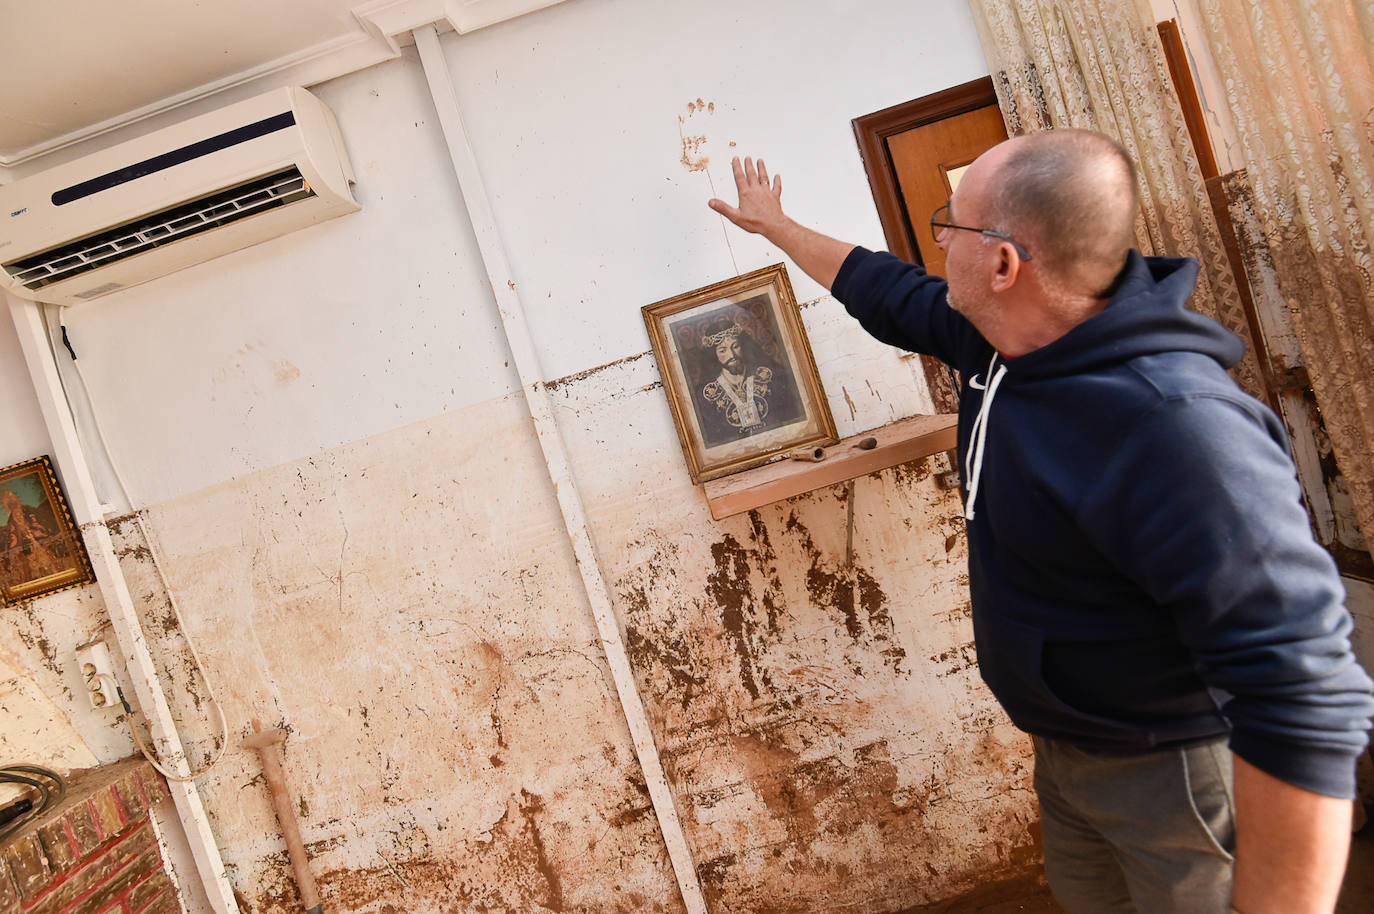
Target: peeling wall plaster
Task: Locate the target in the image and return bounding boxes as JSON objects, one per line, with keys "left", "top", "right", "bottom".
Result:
{"left": 71, "top": 303, "right": 1036, "bottom": 914}
{"left": 0, "top": 666, "right": 100, "bottom": 772}
{"left": 114, "top": 393, "right": 686, "bottom": 913}
{"left": 551, "top": 352, "right": 1035, "bottom": 913}
{"left": 0, "top": 586, "right": 136, "bottom": 765}
{"left": 85, "top": 351, "right": 1036, "bottom": 914}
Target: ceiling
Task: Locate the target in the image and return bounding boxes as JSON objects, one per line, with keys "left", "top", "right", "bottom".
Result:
{"left": 0, "top": 0, "right": 567, "bottom": 172}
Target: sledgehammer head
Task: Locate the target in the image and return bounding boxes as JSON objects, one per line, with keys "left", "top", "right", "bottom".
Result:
{"left": 240, "top": 718, "right": 287, "bottom": 750}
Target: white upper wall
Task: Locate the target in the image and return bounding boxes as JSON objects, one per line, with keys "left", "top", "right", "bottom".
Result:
{"left": 443, "top": 0, "right": 987, "bottom": 379}
{"left": 17, "top": 0, "right": 985, "bottom": 507}
{"left": 49, "top": 56, "right": 516, "bottom": 508}
{"left": 0, "top": 309, "right": 52, "bottom": 469}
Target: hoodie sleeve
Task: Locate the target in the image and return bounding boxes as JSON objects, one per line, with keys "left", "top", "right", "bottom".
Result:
{"left": 1078, "top": 392, "right": 1374, "bottom": 798}
{"left": 831, "top": 247, "right": 982, "bottom": 369}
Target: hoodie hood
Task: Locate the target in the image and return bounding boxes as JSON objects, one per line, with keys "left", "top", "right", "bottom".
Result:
{"left": 1008, "top": 251, "right": 1244, "bottom": 379}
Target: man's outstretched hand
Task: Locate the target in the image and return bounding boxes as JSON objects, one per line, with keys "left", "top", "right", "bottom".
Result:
{"left": 706, "top": 155, "right": 855, "bottom": 292}
{"left": 709, "top": 157, "right": 785, "bottom": 237}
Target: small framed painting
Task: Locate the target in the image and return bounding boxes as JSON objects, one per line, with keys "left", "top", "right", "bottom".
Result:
{"left": 0, "top": 456, "right": 95, "bottom": 605}
{"left": 643, "top": 263, "right": 838, "bottom": 483}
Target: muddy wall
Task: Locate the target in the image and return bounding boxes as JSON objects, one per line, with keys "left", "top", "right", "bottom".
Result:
{"left": 552, "top": 348, "right": 1039, "bottom": 912}
{"left": 1, "top": 1, "right": 1041, "bottom": 912}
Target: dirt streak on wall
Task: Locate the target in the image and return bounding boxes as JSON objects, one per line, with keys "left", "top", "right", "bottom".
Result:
{"left": 0, "top": 585, "right": 135, "bottom": 767}
{"left": 8, "top": 303, "right": 1035, "bottom": 914}
{"left": 118, "top": 391, "right": 685, "bottom": 913}
{"left": 551, "top": 340, "right": 1039, "bottom": 913}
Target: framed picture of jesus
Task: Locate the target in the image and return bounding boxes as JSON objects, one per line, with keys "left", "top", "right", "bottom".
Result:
{"left": 643, "top": 263, "right": 838, "bottom": 483}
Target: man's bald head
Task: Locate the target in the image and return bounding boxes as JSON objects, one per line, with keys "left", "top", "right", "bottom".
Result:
{"left": 981, "top": 129, "right": 1139, "bottom": 295}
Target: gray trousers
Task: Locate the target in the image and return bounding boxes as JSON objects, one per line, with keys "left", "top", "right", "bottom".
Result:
{"left": 1033, "top": 734, "right": 1236, "bottom": 914}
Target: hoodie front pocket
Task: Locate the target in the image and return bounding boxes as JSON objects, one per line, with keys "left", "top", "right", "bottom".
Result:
{"left": 978, "top": 613, "right": 1152, "bottom": 746}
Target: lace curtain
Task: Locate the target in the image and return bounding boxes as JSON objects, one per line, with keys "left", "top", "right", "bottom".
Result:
{"left": 1191, "top": 0, "right": 1374, "bottom": 563}
{"left": 965, "top": 0, "right": 1265, "bottom": 397}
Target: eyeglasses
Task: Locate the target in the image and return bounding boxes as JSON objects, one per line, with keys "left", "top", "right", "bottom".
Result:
{"left": 930, "top": 201, "right": 1033, "bottom": 261}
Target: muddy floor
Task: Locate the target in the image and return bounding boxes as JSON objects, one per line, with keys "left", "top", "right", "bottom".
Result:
{"left": 897, "top": 871, "right": 1061, "bottom": 912}
{"left": 904, "top": 813, "right": 1374, "bottom": 913}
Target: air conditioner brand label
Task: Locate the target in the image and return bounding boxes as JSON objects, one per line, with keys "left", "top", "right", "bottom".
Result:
{"left": 9, "top": 207, "right": 27, "bottom": 218}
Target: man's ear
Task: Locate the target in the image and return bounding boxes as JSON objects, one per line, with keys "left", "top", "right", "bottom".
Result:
{"left": 990, "top": 241, "right": 1022, "bottom": 293}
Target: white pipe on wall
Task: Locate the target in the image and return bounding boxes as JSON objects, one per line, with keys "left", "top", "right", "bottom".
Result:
{"left": 7, "top": 295, "right": 241, "bottom": 914}
{"left": 411, "top": 25, "right": 709, "bottom": 914}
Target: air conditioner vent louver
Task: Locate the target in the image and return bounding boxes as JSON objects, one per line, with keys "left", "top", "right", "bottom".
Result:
{"left": 4, "top": 168, "right": 313, "bottom": 291}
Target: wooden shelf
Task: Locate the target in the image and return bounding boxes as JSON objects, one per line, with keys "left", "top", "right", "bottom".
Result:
{"left": 703, "top": 413, "right": 958, "bottom": 520}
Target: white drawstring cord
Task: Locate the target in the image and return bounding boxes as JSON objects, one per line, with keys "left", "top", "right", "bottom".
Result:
{"left": 964, "top": 351, "right": 1007, "bottom": 521}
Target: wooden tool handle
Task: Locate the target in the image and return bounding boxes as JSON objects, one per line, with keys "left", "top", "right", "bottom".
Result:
{"left": 256, "top": 747, "right": 322, "bottom": 910}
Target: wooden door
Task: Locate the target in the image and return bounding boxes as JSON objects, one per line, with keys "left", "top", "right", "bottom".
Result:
{"left": 886, "top": 105, "right": 1008, "bottom": 280}
{"left": 853, "top": 78, "right": 1008, "bottom": 412}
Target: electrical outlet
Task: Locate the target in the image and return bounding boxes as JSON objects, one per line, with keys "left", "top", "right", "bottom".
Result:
{"left": 75, "top": 639, "right": 119, "bottom": 711}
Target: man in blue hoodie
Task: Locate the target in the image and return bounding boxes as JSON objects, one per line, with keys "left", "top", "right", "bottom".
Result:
{"left": 707, "top": 131, "right": 1373, "bottom": 914}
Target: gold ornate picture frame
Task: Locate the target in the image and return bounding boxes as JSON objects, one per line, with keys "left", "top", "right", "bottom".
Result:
{"left": 643, "top": 263, "right": 838, "bottom": 484}
{"left": 0, "top": 456, "right": 95, "bottom": 605}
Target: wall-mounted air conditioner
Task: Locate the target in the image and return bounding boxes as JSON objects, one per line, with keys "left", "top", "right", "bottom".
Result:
{"left": 0, "top": 86, "right": 359, "bottom": 306}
